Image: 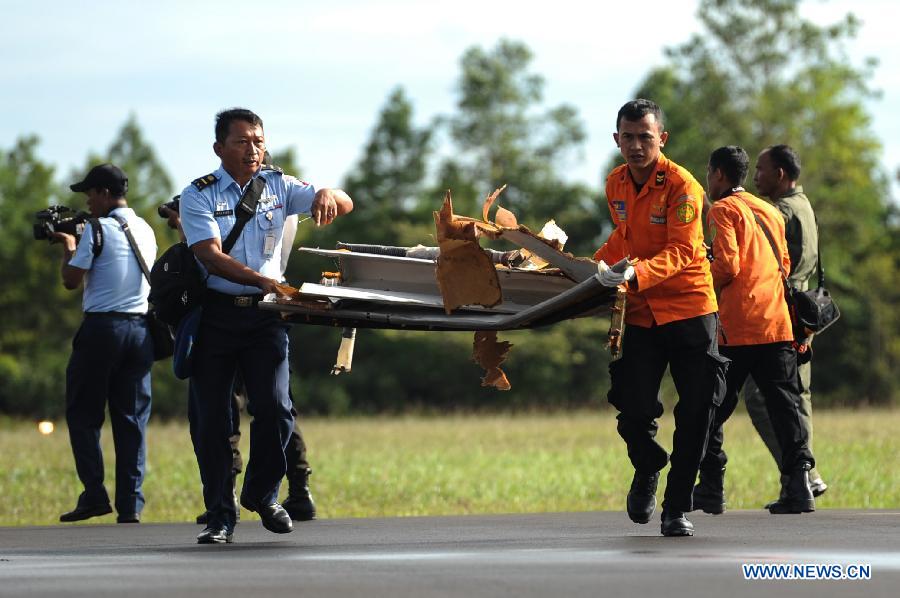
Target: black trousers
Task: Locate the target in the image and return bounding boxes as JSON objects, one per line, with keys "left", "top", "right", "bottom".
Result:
{"left": 608, "top": 313, "right": 728, "bottom": 512}
{"left": 701, "top": 342, "right": 814, "bottom": 474}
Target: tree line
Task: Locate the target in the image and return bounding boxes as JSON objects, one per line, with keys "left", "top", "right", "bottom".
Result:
{"left": 1, "top": 0, "right": 896, "bottom": 418}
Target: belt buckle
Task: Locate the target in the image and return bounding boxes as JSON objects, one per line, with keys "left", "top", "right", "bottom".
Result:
{"left": 234, "top": 296, "right": 252, "bottom": 307}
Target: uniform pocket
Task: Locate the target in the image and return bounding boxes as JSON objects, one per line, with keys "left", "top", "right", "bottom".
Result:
{"left": 256, "top": 207, "right": 285, "bottom": 231}
{"left": 706, "top": 351, "right": 730, "bottom": 407}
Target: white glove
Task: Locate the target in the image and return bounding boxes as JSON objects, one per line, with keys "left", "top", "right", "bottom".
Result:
{"left": 598, "top": 260, "right": 635, "bottom": 287}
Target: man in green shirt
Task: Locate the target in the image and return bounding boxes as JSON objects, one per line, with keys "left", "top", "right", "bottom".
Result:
{"left": 746, "top": 144, "right": 827, "bottom": 504}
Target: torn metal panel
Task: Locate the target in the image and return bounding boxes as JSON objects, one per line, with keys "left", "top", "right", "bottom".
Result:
{"left": 262, "top": 270, "right": 612, "bottom": 331}
{"left": 297, "top": 281, "right": 525, "bottom": 314}
{"left": 298, "top": 248, "right": 578, "bottom": 311}
{"left": 260, "top": 187, "right": 618, "bottom": 389}
{"left": 497, "top": 228, "right": 597, "bottom": 283}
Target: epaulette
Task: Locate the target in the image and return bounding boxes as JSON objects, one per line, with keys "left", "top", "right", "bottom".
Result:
{"left": 191, "top": 173, "right": 218, "bottom": 190}
{"left": 261, "top": 164, "right": 283, "bottom": 174}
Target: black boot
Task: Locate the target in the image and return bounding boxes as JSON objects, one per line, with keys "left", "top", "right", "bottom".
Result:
{"left": 769, "top": 463, "right": 815, "bottom": 514}
{"left": 661, "top": 510, "right": 694, "bottom": 537}
{"left": 763, "top": 474, "right": 789, "bottom": 510}
{"left": 282, "top": 468, "right": 316, "bottom": 521}
{"left": 626, "top": 471, "right": 659, "bottom": 524}
{"left": 691, "top": 467, "right": 726, "bottom": 515}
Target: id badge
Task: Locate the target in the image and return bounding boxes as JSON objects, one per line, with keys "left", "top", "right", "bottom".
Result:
{"left": 263, "top": 232, "right": 276, "bottom": 258}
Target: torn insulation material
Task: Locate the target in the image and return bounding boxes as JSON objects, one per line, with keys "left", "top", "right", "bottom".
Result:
{"left": 473, "top": 330, "right": 513, "bottom": 391}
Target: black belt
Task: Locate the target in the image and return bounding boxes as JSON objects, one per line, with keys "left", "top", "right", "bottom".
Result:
{"left": 205, "top": 289, "right": 265, "bottom": 308}
{"left": 84, "top": 311, "right": 146, "bottom": 319}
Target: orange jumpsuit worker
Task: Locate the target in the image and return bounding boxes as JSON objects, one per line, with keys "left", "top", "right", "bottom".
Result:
{"left": 695, "top": 145, "right": 815, "bottom": 516}
{"left": 594, "top": 99, "right": 728, "bottom": 537}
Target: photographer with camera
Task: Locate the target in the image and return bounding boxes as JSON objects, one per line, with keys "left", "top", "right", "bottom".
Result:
{"left": 52, "top": 163, "right": 157, "bottom": 525}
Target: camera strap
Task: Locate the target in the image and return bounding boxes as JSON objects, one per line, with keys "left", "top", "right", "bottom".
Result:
{"left": 89, "top": 218, "right": 103, "bottom": 257}
{"left": 112, "top": 215, "right": 152, "bottom": 282}
{"left": 221, "top": 176, "right": 266, "bottom": 255}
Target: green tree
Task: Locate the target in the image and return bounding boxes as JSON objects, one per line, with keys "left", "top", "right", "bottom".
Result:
{"left": 632, "top": 0, "right": 898, "bottom": 403}
{"left": 339, "top": 86, "right": 433, "bottom": 247}
{"left": 436, "top": 39, "right": 601, "bottom": 255}
{"left": 0, "top": 137, "right": 79, "bottom": 416}
{"left": 0, "top": 118, "right": 191, "bottom": 419}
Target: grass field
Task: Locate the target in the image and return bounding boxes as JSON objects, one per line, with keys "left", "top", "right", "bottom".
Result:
{"left": 0, "top": 409, "right": 897, "bottom": 526}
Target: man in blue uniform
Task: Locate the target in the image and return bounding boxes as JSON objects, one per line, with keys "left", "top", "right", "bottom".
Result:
{"left": 161, "top": 202, "right": 318, "bottom": 524}
{"left": 54, "top": 163, "right": 157, "bottom": 524}
{"left": 180, "top": 108, "right": 352, "bottom": 544}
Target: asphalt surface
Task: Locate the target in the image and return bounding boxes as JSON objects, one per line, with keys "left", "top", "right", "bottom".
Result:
{"left": 0, "top": 510, "right": 897, "bottom": 597}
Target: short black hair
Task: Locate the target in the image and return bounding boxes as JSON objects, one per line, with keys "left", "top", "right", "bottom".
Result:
{"left": 616, "top": 99, "right": 665, "bottom": 131}
{"left": 709, "top": 146, "right": 750, "bottom": 186}
{"left": 764, "top": 144, "right": 801, "bottom": 181}
{"left": 215, "top": 108, "right": 264, "bottom": 143}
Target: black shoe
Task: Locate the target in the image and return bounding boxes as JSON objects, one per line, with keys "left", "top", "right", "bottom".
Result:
{"left": 60, "top": 503, "right": 113, "bottom": 522}
{"left": 627, "top": 471, "right": 659, "bottom": 524}
{"left": 282, "top": 468, "right": 316, "bottom": 521}
{"left": 197, "top": 526, "right": 234, "bottom": 544}
{"left": 117, "top": 513, "right": 140, "bottom": 524}
{"left": 691, "top": 467, "right": 726, "bottom": 515}
{"left": 661, "top": 510, "right": 694, "bottom": 537}
{"left": 240, "top": 499, "right": 293, "bottom": 534}
{"left": 282, "top": 495, "right": 316, "bottom": 521}
{"left": 769, "top": 463, "right": 815, "bottom": 514}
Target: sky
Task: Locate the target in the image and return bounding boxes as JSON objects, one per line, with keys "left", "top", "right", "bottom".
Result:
{"left": 1, "top": 0, "right": 897, "bottom": 201}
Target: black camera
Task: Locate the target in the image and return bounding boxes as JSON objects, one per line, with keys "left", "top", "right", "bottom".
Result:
{"left": 158, "top": 195, "right": 180, "bottom": 218}
{"left": 33, "top": 206, "right": 91, "bottom": 242}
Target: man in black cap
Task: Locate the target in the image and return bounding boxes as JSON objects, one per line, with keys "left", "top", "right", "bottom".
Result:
{"left": 54, "top": 163, "right": 157, "bottom": 524}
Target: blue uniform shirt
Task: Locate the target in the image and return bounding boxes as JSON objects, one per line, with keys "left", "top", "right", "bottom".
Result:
{"left": 179, "top": 166, "right": 316, "bottom": 295}
{"left": 69, "top": 207, "right": 157, "bottom": 313}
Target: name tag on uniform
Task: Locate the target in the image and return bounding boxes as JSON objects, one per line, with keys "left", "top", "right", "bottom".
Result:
{"left": 214, "top": 209, "right": 234, "bottom": 217}
{"left": 263, "top": 232, "right": 276, "bottom": 258}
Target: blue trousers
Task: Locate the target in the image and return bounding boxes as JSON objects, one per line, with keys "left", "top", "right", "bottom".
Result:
{"left": 191, "top": 303, "right": 294, "bottom": 530}
{"left": 66, "top": 313, "right": 152, "bottom": 515}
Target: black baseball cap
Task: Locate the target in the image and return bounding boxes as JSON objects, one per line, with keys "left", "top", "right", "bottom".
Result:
{"left": 70, "top": 163, "right": 128, "bottom": 195}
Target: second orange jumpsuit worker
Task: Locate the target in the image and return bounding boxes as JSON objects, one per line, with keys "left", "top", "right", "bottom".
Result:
{"left": 594, "top": 99, "right": 728, "bottom": 537}
{"left": 694, "top": 145, "right": 815, "bottom": 516}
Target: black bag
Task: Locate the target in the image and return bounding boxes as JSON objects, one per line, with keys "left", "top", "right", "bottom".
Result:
{"left": 148, "top": 177, "right": 266, "bottom": 327}
{"left": 791, "top": 283, "right": 840, "bottom": 334}
{"left": 754, "top": 214, "right": 840, "bottom": 338}
{"left": 112, "top": 215, "right": 176, "bottom": 361}
{"left": 149, "top": 242, "right": 207, "bottom": 327}
{"left": 146, "top": 310, "right": 175, "bottom": 360}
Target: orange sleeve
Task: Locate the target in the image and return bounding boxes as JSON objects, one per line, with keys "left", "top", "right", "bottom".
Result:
{"left": 593, "top": 226, "right": 626, "bottom": 264}
{"left": 708, "top": 202, "right": 742, "bottom": 290}
{"left": 593, "top": 195, "right": 626, "bottom": 264}
{"left": 633, "top": 178, "right": 705, "bottom": 290}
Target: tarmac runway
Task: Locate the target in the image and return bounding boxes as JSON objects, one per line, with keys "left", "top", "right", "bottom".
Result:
{"left": 0, "top": 510, "right": 897, "bottom": 597}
